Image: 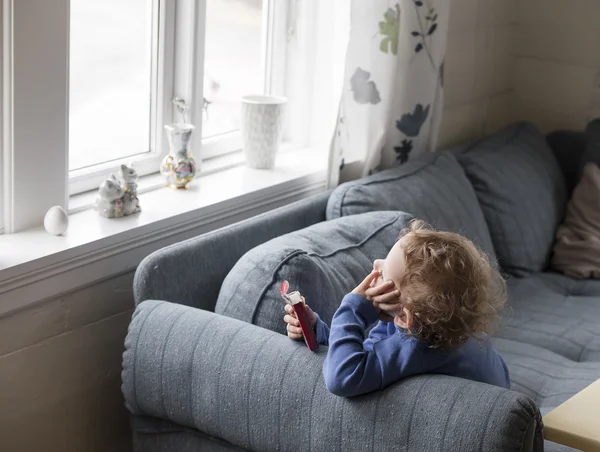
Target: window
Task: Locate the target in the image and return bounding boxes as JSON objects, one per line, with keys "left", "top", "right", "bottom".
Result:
{"left": 69, "top": 0, "right": 155, "bottom": 171}
{"left": 68, "top": 0, "right": 167, "bottom": 194}
{"left": 68, "top": 0, "right": 283, "bottom": 194}
{"left": 201, "top": 0, "right": 266, "bottom": 158}
{"left": 1, "top": 0, "right": 346, "bottom": 232}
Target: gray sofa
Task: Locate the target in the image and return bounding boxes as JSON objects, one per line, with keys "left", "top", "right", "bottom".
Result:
{"left": 122, "top": 122, "right": 600, "bottom": 452}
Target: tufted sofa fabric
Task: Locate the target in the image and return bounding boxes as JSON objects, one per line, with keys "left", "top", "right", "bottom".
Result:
{"left": 324, "top": 123, "right": 600, "bottom": 448}
{"left": 458, "top": 122, "right": 567, "bottom": 275}
{"left": 491, "top": 273, "right": 600, "bottom": 423}
{"left": 494, "top": 337, "right": 600, "bottom": 418}
{"left": 499, "top": 273, "right": 600, "bottom": 363}
{"left": 125, "top": 124, "right": 597, "bottom": 452}
{"left": 326, "top": 151, "right": 497, "bottom": 261}
{"left": 215, "top": 212, "right": 414, "bottom": 335}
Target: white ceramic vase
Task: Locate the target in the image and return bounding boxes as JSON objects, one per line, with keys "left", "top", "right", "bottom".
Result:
{"left": 240, "top": 95, "right": 287, "bottom": 169}
{"left": 160, "top": 123, "right": 197, "bottom": 189}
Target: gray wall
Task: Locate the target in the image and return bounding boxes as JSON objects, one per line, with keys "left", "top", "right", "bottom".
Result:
{"left": 513, "top": 0, "right": 600, "bottom": 132}
{"left": 438, "top": 0, "right": 518, "bottom": 148}
{"left": 0, "top": 273, "right": 134, "bottom": 452}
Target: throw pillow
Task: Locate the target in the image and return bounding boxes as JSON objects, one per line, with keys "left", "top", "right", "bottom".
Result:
{"left": 552, "top": 163, "right": 600, "bottom": 279}
{"left": 215, "top": 211, "right": 413, "bottom": 334}
{"left": 326, "top": 151, "right": 497, "bottom": 261}
{"left": 458, "top": 122, "right": 567, "bottom": 275}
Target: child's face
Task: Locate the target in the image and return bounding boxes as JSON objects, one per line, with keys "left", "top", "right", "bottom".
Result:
{"left": 372, "top": 239, "right": 406, "bottom": 290}
{"left": 372, "top": 239, "right": 412, "bottom": 328}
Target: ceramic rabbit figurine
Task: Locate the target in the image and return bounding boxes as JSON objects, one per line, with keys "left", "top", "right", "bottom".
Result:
{"left": 94, "top": 178, "right": 125, "bottom": 218}
{"left": 94, "top": 164, "right": 141, "bottom": 218}
{"left": 112, "top": 164, "right": 141, "bottom": 215}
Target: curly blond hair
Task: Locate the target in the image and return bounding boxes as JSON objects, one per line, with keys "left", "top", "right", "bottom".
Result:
{"left": 398, "top": 220, "right": 506, "bottom": 348}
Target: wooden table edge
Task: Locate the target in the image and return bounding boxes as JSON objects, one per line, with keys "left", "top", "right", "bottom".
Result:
{"left": 544, "top": 424, "right": 600, "bottom": 451}
{"left": 542, "top": 379, "right": 600, "bottom": 452}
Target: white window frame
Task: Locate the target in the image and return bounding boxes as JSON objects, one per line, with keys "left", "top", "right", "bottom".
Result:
{"left": 2, "top": 0, "right": 70, "bottom": 233}
{"left": 2, "top": 0, "right": 221, "bottom": 231}
{"left": 199, "top": 0, "right": 291, "bottom": 161}
{"left": 68, "top": 0, "right": 175, "bottom": 195}
{"left": 69, "top": 0, "right": 290, "bottom": 195}
{"left": 0, "top": 0, "right": 346, "bottom": 234}
{"left": 279, "top": 0, "right": 349, "bottom": 151}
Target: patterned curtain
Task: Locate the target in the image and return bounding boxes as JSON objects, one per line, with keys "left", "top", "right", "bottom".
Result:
{"left": 328, "top": 0, "right": 450, "bottom": 187}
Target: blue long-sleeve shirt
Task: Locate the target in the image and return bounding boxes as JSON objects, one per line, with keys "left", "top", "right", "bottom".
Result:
{"left": 316, "top": 293, "right": 510, "bottom": 397}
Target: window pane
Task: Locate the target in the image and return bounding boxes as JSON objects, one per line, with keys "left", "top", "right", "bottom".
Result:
{"left": 202, "top": 0, "right": 264, "bottom": 139}
{"left": 69, "top": 0, "right": 154, "bottom": 171}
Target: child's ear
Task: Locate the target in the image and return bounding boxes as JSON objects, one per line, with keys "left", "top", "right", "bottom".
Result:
{"left": 394, "top": 308, "right": 413, "bottom": 329}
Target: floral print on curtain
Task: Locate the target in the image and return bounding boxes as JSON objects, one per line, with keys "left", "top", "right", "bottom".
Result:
{"left": 328, "top": 0, "right": 449, "bottom": 187}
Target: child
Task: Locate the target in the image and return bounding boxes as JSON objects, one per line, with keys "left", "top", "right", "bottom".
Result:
{"left": 283, "top": 220, "right": 510, "bottom": 397}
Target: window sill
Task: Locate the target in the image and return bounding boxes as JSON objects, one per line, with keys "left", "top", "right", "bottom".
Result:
{"left": 0, "top": 148, "right": 328, "bottom": 316}
{"left": 68, "top": 148, "right": 249, "bottom": 213}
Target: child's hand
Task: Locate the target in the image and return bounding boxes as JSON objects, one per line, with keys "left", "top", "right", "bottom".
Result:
{"left": 365, "top": 278, "right": 401, "bottom": 309}
{"left": 353, "top": 270, "right": 401, "bottom": 319}
{"left": 351, "top": 270, "right": 381, "bottom": 298}
{"left": 284, "top": 302, "right": 317, "bottom": 341}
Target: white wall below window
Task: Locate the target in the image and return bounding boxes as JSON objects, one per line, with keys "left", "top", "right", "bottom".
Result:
{"left": 0, "top": 273, "right": 133, "bottom": 452}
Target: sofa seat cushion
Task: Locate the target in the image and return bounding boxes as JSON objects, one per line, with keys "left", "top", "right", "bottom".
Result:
{"left": 497, "top": 272, "right": 600, "bottom": 363}
{"left": 458, "top": 122, "right": 567, "bottom": 275}
{"left": 326, "top": 151, "right": 497, "bottom": 261}
{"left": 493, "top": 337, "right": 600, "bottom": 416}
{"left": 215, "top": 211, "right": 413, "bottom": 334}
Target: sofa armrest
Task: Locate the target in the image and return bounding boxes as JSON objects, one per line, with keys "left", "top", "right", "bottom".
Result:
{"left": 122, "top": 301, "right": 543, "bottom": 452}
{"left": 132, "top": 190, "right": 330, "bottom": 311}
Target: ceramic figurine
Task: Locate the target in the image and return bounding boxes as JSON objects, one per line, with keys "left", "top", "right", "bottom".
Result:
{"left": 160, "top": 123, "right": 197, "bottom": 189}
{"left": 112, "top": 164, "right": 141, "bottom": 215}
{"left": 94, "top": 164, "right": 141, "bottom": 218}
{"left": 94, "top": 178, "right": 125, "bottom": 218}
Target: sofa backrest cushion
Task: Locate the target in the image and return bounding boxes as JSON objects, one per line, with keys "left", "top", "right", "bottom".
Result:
{"left": 326, "top": 151, "right": 497, "bottom": 261}
{"left": 457, "top": 122, "right": 567, "bottom": 275}
{"left": 215, "top": 211, "right": 413, "bottom": 333}
{"left": 580, "top": 118, "right": 600, "bottom": 180}
{"left": 546, "top": 130, "right": 586, "bottom": 196}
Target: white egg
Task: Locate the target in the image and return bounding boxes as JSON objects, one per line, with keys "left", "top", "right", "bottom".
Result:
{"left": 44, "top": 205, "right": 69, "bottom": 236}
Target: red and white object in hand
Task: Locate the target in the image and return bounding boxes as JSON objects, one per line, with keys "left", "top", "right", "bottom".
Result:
{"left": 280, "top": 281, "right": 319, "bottom": 351}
